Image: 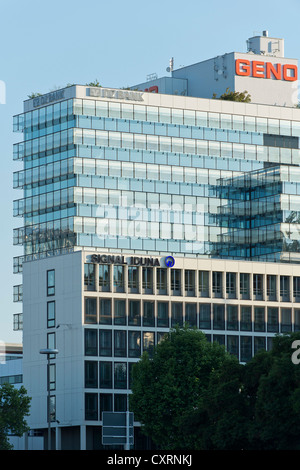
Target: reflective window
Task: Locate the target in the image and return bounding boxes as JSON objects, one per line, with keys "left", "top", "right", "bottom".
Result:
{"left": 100, "top": 362, "right": 112, "bottom": 388}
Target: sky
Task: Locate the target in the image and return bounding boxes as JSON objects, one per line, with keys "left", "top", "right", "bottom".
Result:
{"left": 0, "top": 0, "right": 299, "bottom": 344}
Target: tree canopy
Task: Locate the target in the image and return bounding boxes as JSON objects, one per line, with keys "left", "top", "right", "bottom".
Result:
{"left": 0, "top": 383, "right": 31, "bottom": 450}
{"left": 130, "top": 327, "right": 300, "bottom": 450}
{"left": 213, "top": 87, "right": 251, "bottom": 102}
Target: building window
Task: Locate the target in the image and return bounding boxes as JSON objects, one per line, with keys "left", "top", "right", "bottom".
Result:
{"left": 142, "top": 267, "right": 153, "bottom": 293}
{"left": 84, "top": 264, "right": 95, "bottom": 291}
{"left": 240, "top": 273, "right": 250, "bottom": 299}
{"left": 280, "top": 276, "right": 290, "bottom": 301}
{"left": 213, "top": 304, "right": 225, "bottom": 330}
{"left": 240, "top": 306, "right": 252, "bottom": 331}
{"left": 128, "top": 266, "right": 139, "bottom": 292}
{"left": 114, "top": 330, "right": 126, "bottom": 357}
{"left": 114, "top": 265, "right": 125, "bottom": 292}
{"left": 157, "top": 302, "right": 169, "bottom": 327}
{"left": 267, "top": 307, "right": 279, "bottom": 332}
{"left": 171, "top": 302, "right": 183, "bottom": 327}
{"left": 240, "top": 336, "right": 252, "bottom": 362}
{"left": 99, "top": 298, "right": 112, "bottom": 325}
{"left": 227, "top": 305, "right": 238, "bottom": 330}
{"left": 199, "top": 271, "right": 209, "bottom": 297}
{"left": 100, "top": 362, "right": 112, "bottom": 389}
{"left": 47, "top": 332, "right": 56, "bottom": 359}
{"left": 254, "top": 336, "right": 266, "bottom": 355}
{"left": 226, "top": 273, "right": 236, "bottom": 298}
{"left": 50, "top": 396, "right": 56, "bottom": 423}
{"left": 227, "top": 336, "right": 239, "bottom": 359}
{"left": 171, "top": 269, "right": 181, "bottom": 295}
{"left": 267, "top": 275, "right": 277, "bottom": 300}
{"left": 114, "top": 299, "right": 126, "bottom": 326}
{"left": 85, "top": 393, "right": 98, "bottom": 420}
{"left": 114, "top": 394, "right": 127, "bottom": 412}
{"left": 143, "top": 301, "right": 155, "bottom": 327}
{"left": 114, "top": 363, "right": 127, "bottom": 389}
{"left": 254, "top": 306, "right": 265, "bottom": 332}
{"left": 49, "top": 364, "right": 56, "bottom": 391}
{"left": 156, "top": 268, "right": 167, "bottom": 294}
{"left": 85, "top": 361, "right": 98, "bottom": 388}
{"left": 100, "top": 393, "right": 113, "bottom": 418}
{"left": 99, "top": 330, "right": 112, "bottom": 356}
{"left": 47, "top": 301, "right": 55, "bottom": 328}
{"left": 143, "top": 332, "right": 155, "bottom": 357}
{"left": 253, "top": 274, "right": 263, "bottom": 299}
{"left": 185, "top": 270, "right": 195, "bottom": 296}
{"left": 85, "top": 329, "right": 98, "bottom": 356}
{"left": 281, "top": 308, "right": 292, "bottom": 333}
{"left": 128, "top": 300, "right": 141, "bottom": 326}
{"left": 99, "top": 264, "right": 110, "bottom": 291}
{"left": 212, "top": 272, "right": 223, "bottom": 297}
{"left": 128, "top": 331, "right": 141, "bottom": 358}
{"left": 295, "top": 309, "right": 300, "bottom": 331}
{"left": 84, "top": 298, "right": 97, "bottom": 324}
{"left": 293, "top": 277, "right": 300, "bottom": 301}
{"left": 47, "top": 269, "right": 55, "bottom": 296}
{"left": 199, "top": 304, "right": 211, "bottom": 329}
{"left": 185, "top": 303, "right": 197, "bottom": 327}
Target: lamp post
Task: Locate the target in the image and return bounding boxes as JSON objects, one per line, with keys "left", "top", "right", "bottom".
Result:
{"left": 40, "top": 348, "right": 59, "bottom": 450}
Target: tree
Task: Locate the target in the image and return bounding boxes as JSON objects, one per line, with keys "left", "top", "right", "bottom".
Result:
{"left": 0, "top": 383, "right": 31, "bottom": 450}
{"left": 243, "top": 332, "right": 300, "bottom": 450}
{"left": 129, "top": 326, "right": 240, "bottom": 450}
{"left": 213, "top": 88, "right": 251, "bottom": 102}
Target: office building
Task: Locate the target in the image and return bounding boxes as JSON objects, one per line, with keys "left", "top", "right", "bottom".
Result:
{"left": 11, "top": 31, "right": 300, "bottom": 449}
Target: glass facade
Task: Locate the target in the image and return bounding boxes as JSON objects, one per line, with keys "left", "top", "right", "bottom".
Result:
{"left": 13, "top": 87, "right": 300, "bottom": 276}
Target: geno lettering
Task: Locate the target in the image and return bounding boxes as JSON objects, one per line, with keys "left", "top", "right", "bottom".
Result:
{"left": 235, "top": 59, "right": 298, "bottom": 81}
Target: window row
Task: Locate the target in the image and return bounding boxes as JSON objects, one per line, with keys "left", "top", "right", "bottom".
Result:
{"left": 85, "top": 331, "right": 275, "bottom": 394}
{"left": 13, "top": 99, "right": 74, "bottom": 133}
{"left": 74, "top": 128, "right": 299, "bottom": 164}
{"left": 85, "top": 360, "right": 135, "bottom": 390}
{"left": 85, "top": 392, "right": 129, "bottom": 420}
{"left": 77, "top": 115, "right": 264, "bottom": 146}
{"left": 84, "top": 265, "right": 300, "bottom": 302}
{"left": 85, "top": 328, "right": 159, "bottom": 358}
{"left": 73, "top": 98, "right": 300, "bottom": 137}
{"left": 76, "top": 144, "right": 263, "bottom": 173}
{"left": 13, "top": 129, "right": 74, "bottom": 160}
{"left": 84, "top": 333, "right": 275, "bottom": 420}
{"left": 84, "top": 301, "right": 300, "bottom": 334}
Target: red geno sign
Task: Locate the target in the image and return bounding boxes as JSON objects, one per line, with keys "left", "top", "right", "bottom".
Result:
{"left": 235, "top": 59, "right": 298, "bottom": 81}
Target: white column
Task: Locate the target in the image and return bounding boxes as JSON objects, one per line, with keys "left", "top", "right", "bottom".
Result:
{"left": 56, "top": 426, "right": 61, "bottom": 450}
{"left": 80, "top": 425, "right": 86, "bottom": 450}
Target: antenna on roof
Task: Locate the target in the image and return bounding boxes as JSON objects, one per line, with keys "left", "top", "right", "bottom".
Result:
{"left": 166, "top": 57, "right": 174, "bottom": 73}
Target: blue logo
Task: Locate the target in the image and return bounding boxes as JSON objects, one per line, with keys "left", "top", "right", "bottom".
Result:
{"left": 165, "top": 256, "right": 175, "bottom": 268}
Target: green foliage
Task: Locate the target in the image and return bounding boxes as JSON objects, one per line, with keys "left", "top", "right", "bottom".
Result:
{"left": 129, "top": 325, "right": 240, "bottom": 449}
{"left": 0, "top": 383, "right": 31, "bottom": 450}
{"left": 213, "top": 87, "right": 251, "bottom": 102}
{"left": 86, "top": 79, "right": 101, "bottom": 87}
{"left": 130, "top": 328, "right": 300, "bottom": 450}
{"left": 27, "top": 92, "right": 42, "bottom": 99}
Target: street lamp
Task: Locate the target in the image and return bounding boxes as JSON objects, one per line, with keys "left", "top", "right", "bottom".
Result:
{"left": 40, "top": 348, "right": 59, "bottom": 450}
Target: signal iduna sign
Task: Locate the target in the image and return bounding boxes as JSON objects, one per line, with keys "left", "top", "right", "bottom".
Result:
{"left": 235, "top": 59, "right": 298, "bottom": 81}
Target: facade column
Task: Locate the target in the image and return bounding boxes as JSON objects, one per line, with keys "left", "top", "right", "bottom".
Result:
{"left": 80, "top": 425, "right": 86, "bottom": 450}
{"left": 56, "top": 426, "right": 61, "bottom": 450}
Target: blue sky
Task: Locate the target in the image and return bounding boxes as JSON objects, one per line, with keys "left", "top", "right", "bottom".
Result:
{"left": 0, "top": 0, "right": 299, "bottom": 343}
